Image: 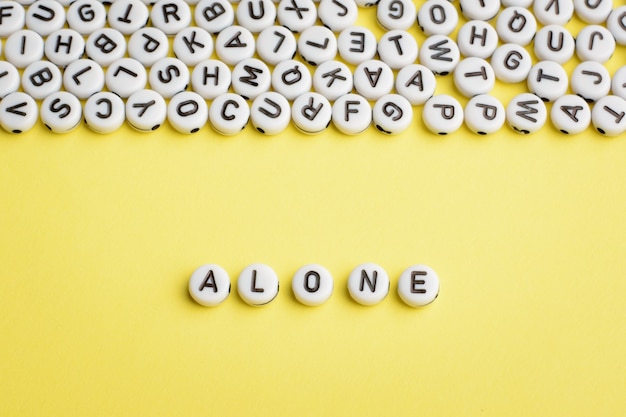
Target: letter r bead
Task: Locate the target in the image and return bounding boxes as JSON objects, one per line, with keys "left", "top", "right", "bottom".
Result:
{"left": 397, "top": 265, "right": 440, "bottom": 307}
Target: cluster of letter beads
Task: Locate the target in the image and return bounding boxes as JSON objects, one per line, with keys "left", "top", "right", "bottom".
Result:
{"left": 1, "top": 0, "right": 626, "bottom": 135}
{"left": 188, "top": 263, "right": 440, "bottom": 307}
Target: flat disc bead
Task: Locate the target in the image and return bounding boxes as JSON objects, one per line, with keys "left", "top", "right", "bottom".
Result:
{"left": 167, "top": 91, "right": 209, "bottom": 134}
{"left": 191, "top": 60, "right": 232, "bottom": 99}
{"left": 188, "top": 264, "right": 231, "bottom": 307}
{"left": 271, "top": 59, "right": 312, "bottom": 101}
{"left": 277, "top": 0, "right": 317, "bottom": 32}
{"left": 236, "top": 0, "right": 277, "bottom": 33}
{"left": 575, "top": 25, "right": 615, "bottom": 63}
{"left": 0, "top": 1, "right": 25, "bottom": 37}
{"left": 456, "top": 20, "right": 499, "bottom": 59}
{"left": 527, "top": 61, "right": 568, "bottom": 102}
{"left": 353, "top": 60, "right": 394, "bottom": 100}
{"left": 0, "top": 92, "right": 38, "bottom": 133}
{"left": 611, "top": 66, "right": 626, "bottom": 101}
{"left": 348, "top": 263, "right": 389, "bottom": 306}
{"left": 376, "top": 0, "right": 416, "bottom": 31}
{"left": 453, "top": 57, "right": 495, "bottom": 98}
{"left": 256, "top": 26, "right": 297, "bottom": 66}
{"left": 106, "top": 58, "right": 148, "bottom": 98}
{"left": 149, "top": 58, "right": 190, "bottom": 99}
{"left": 85, "top": 29, "right": 127, "bottom": 67}
{"left": 533, "top": 25, "right": 575, "bottom": 64}
{"left": 337, "top": 26, "right": 377, "bottom": 65}
{"left": 173, "top": 27, "right": 214, "bottom": 66}
{"left": 298, "top": 25, "right": 338, "bottom": 66}
{"left": 0, "top": 61, "right": 21, "bottom": 98}
{"left": 250, "top": 91, "right": 291, "bottom": 135}
{"left": 423, "top": 94, "right": 464, "bottom": 135}
{"left": 573, "top": 0, "right": 612, "bottom": 24}
{"left": 215, "top": 26, "right": 256, "bottom": 65}
{"left": 397, "top": 265, "right": 440, "bottom": 307}
{"left": 128, "top": 28, "right": 169, "bottom": 67}
{"left": 459, "top": 0, "right": 500, "bottom": 21}
{"left": 237, "top": 264, "right": 279, "bottom": 306}
{"left": 195, "top": 0, "right": 234, "bottom": 34}
{"left": 107, "top": 0, "right": 149, "bottom": 34}
{"left": 417, "top": 0, "right": 458, "bottom": 35}
{"left": 395, "top": 64, "right": 436, "bottom": 105}
{"left": 4, "top": 29, "right": 44, "bottom": 68}
{"left": 550, "top": 94, "right": 591, "bottom": 134}
{"left": 571, "top": 61, "right": 610, "bottom": 103}
{"left": 491, "top": 43, "right": 532, "bottom": 83}
{"left": 44, "top": 29, "right": 86, "bottom": 67}
{"left": 84, "top": 92, "right": 126, "bottom": 134}
{"left": 533, "top": 0, "right": 574, "bottom": 25}
{"left": 125, "top": 89, "right": 168, "bottom": 132}
{"left": 591, "top": 95, "right": 626, "bottom": 136}
{"left": 150, "top": 0, "right": 192, "bottom": 36}
{"left": 419, "top": 35, "right": 460, "bottom": 76}
{"left": 21, "top": 60, "right": 62, "bottom": 100}
{"left": 66, "top": 0, "right": 107, "bottom": 35}
{"left": 208, "top": 93, "right": 250, "bottom": 135}
{"left": 332, "top": 93, "right": 372, "bottom": 135}
{"left": 292, "top": 92, "right": 332, "bottom": 134}
{"left": 506, "top": 93, "right": 547, "bottom": 134}
{"left": 312, "top": 60, "right": 353, "bottom": 101}
{"left": 231, "top": 58, "right": 272, "bottom": 100}
{"left": 317, "top": 0, "right": 357, "bottom": 32}
{"left": 377, "top": 30, "right": 418, "bottom": 70}
{"left": 63, "top": 59, "right": 105, "bottom": 99}
{"left": 40, "top": 92, "right": 82, "bottom": 133}
{"left": 464, "top": 94, "right": 505, "bottom": 135}
{"left": 495, "top": 6, "right": 537, "bottom": 46}
{"left": 607, "top": 6, "right": 626, "bottom": 45}
{"left": 291, "top": 264, "right": 334, "bottom": 307}
{"left": 25, "top": 0, "right": 65, "bottom": 36}
{"left": 372, "top": 94, "right": 413, "bottom": 135}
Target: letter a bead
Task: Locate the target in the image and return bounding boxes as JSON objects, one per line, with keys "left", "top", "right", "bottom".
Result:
{"left": 189, "top": 264, "right": 231, "bottom": 306}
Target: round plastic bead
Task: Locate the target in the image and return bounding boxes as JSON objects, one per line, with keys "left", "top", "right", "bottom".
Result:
{"left": 570, "top": 61, "right": 611, "bottom": 103}
{"left": 0, "top": 1, "right": 25, "bottom": 37}
{"left": 173, "top": 27, "right": 213, "bottom": 67}
{"left": 271, "top": 59, "right": 312, "bottom": 101}
{"left": 573, "top": 0, "right": 612, "bottom": 24}
{"left": 63, "top": 59, "right": 105, "bottom": 99}
{"left": 506, "top": 93, "right": 547, "bottom": 134}
{"left": 377, "top": 29, "right": 418, "bottom": 70}
{"left": 150, "top": 0, "right": 192, "bottom": 35}
{"left": 107, "top": 0, "right": 149, "bottom": 35}
{"left": 167, "top": 91, "right": 209, "bottom": 134}
{"left": 607, "top": 6, "right": 626, "bottom": 46}
{"left": 292, "top": 92, "right": 332, "bottom": 134}
{"left": 25, "top": 0, "right": 65, "bottom": 36}
{"left": 250, "top": 91, "right": 291, "bottom": 135}
{"left": 188, "top": 264, "right": 231, "bottom": 307}
{"left": 496, "top": 6, "right": 537, "bottom": 46}
{"left": 376, "top": 0, "right": 416, "bottom": 31}
{"left": 575, "top": 25, "right": 615, "bottom": 63}
{"left": 332, "top": 94, "right": 372, "bottom": 135}
{"left": 149, "top": 57, "right": 190, "bottom": 99}
{"left": 21, "top": 60, "right": 62, "bottom": 100}
{"left": 0, "top": 92, "right": 38, "bottom": 134}
{"left": 453, "top": 57, "right": 495, "bottom": 98}
{"left": 337, "top": 26, "right": 378, "bottom": 65}
{"left": 84, "top": 92, "right": 126, "bottom": 134}
{"left": 591, "top": 95, "right": 626, "bottom": 136}
{"left": 372, "top": 94, "right": 413, "bottom": 135}
{"left": 292, "top": 264, "right": 334, "bottom": 306}
{"left": 610, "top": 66, "right": 626, "bottom": 101}
{"left": 237, "top": 264, "right": 279, "bottom": 306}
{"left": 194, "top": 0, "right": 234, "bottom": 34}
{"left": 0, "top": 61, "right": 21, "bottom": 99}
{"left": 215, "top": 26, "right": 256, "bottom": 66}
{"left": 191, "top": 60, "right": 232, "bottom": 100}
{"left": 533, "top": 25, "right": 575, "bottom": 64}
{"left": 256, "top": 26, "right": 298, "bottom": 66}
{"left": 527, "top": 61, "right": 568, "bottom": 102}
{"left": 40, "top": 92, "right": 82, "bottom": 134}
{"left": 313, "top": 60, "right": 353, "bottom": 101}
{"left": 395, "top": 64, "right": 437, "bottom": 105}
{"left": 4, "top": 29, "right": 44, "bottom": 68}
{"left": 44, "top": 29, "right": 85, "bottom": 68}
{"left": 128, "top": 28, "right": 169, "bottom": 68}
{"left": 236, "top": 0, "right": 277, "bottom": 33}
{"left": 231, "top": 58, "right": 272, "bottom": 100}
{"left": 456, "top": 20, "right": 499, "bottom": 59}
{"left": 419, "top": 35, "right": 460, "bottom": 75}
{"left": 209, "top": 93, "right": 250, "bottom": 135}
{"left": 459, "top": 0, "right": 500, "bottom": 21}
{"left": 66, "top": 0, "right": 106, "bottom": 35}
{"left": 298, "top": 25, "right": 338, "bottom": 66}
{"left": 533, "top": 0, "right": 574, "bottom": 25}
{"left": 106, "top": 58, "right": 148, "bottom": 98}
{"left": 397, "top": 265, "right": 440, "bottom": 307}
{"left": 347, "top": 263, "right": 390, "bottom": 306}
{"left": 491, "top": 43, "right": 532, "bottom": 83}
{"left": 125, "top": 89, "right": 168, "bottom": 132}
{"left": 423, "top": 94, "right": 464, "bottom": 135}
{"left": 317, "top": 0, "right": 357, "bottom": 32}
{"left": 277, "top": 0, "right": 317, "bottom": 32}
{"left": 353, "top": 60, "right": 394, "bottom": 100}
{"left": 85, "top": 28, "right": 127, "bottom": 67}
{"left": 464, "top": 94, "right": 506, "bottom": 134}
{"left": 550, "top": 94, "right": 591, "bottom": 134}
{"left": 417, "top": 0, "right": 458, "bottom": 35}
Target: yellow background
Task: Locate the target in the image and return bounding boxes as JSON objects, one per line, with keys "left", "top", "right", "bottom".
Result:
{"left": 2, "top": 4, "right": 626, "bottom": 416}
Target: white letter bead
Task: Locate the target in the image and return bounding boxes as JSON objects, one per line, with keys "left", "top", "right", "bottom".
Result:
{"left": 167, "top": 91, "right": 209, "bottom": 134}
{"left": 44, "top": 29, "right": 86, "bottom": 68}
{"left": 5, "top": 29, "right": 44, "bottom": 68}
{"left": 419, "top": 35, "right": 460, "bottom": 75}
{"left": 571, "top": 61, "right": 610, "bottom": 103}
{"left": 194, "top": 0, "right": 234, "bottom": 34}
{"left": 453, "top": 57, "right": 495, "bottom": 98}
{"left": 125, "top": 89, "right": 167, "bottom": 132}
{"left": 150, "top": 0, "right": 192, "bottom": 35}
{"left": 313, "top": 61, "right": 353, "bottom": 101}
{"left": 591, "top": 95, "right": 626, "bottom": 136}
{"left": 533, "top": 0, "right": 574, "bottom": 25}
{"left": 491, "top": 43, "right": 532, "bottom": 83}
{"left": 256, "top": 26, "right": 297, "bottom": 66}
{"left": 106, "top": 58, "right": 148, "bottom": 99}
{"left": 423, "top": 94, "right": 464, "bottom": 135}
{"left": 607, "top": 6, "right": 626, "bottom": 45}
{"left": 353, "top": 59, "right": 394, "bottom": 100}
{"left": 149, "top": 57, "right": 190, "bottom": 99}
{"left": 464, "top": 94, "right": 505, "bottom": 135}
{"left": 0, "top": 1, "right": 25, "bottom": 37}
{"left": 550, "top": 94, "right": 591, "bottom": 134}
{"left": 63, "top": 59, "right": 105, "bottom": 99}
{"left": 191, "top": 60, "right": 232, "bottom": 100}
{"left": 298, "top": 25, "right": 338, "bottom": 66}
{"left": 21, "top": 60, "right": 62, "bottom": 100}
{"left": 66, "top": 0, "right": 107, "bottom": 35}
{"left": 128, "top": 28, "right": 169, "bottom": 68}
{"left": 611, "top": 66, "right": 626, "bottom": 101}
{"left": 236, "top": 0, "right": 277, "bottom": 33}
{"left": 348, "top": 263, "right": 390, "bottom": 306}
{"left": 533, "top": 25, "right": 575, "bottom": 64}
{"left": 277, "top": 0, "right": 317, "bottom": 32}
{"left": 107, "top": 0, "right": 149, "bottom": 35}
{"left": 0, "top": 61, "right": 20, "bottom": 99}
{"left": 292, "top": 92, "right": 332, "bottom": 134}
{"left": 292, "top": 264, "right": 333, "bottom": 306}
{"left": 456, "top": 20, "right": 499, "bottom": 59}
{"left": 318, "top": 0, "right": 357, "bottom": 32}
{"left": 395, "top": 64, "right": 436, "bottom": 105}
{"left": 527, "top": 61, "right": 568, "bottom": 102}
{"left": 84, "top": 92, "right": 126, "bottom": 134}
{"left": 377, "top": 30, "right": 418, "bottom": 70}
{"left": 417, "top": 0, "right": 458, "bottom": 36}
{"left": 189, "top": 264, "right": 231, "bottom": 307}
{"left": 0, "top": 92, "right": 38, "bottom": 134}
{"left": 332, "top": 94, "right": 371, "bottom": 135}
{"left": 398, "top": 265, "right": 439, "bottom": 307}
{"left": 496, "top": 6, "right": 537, "bottom": 46}
{"left": 173, "top": 27, "right": 213, "bottom": 67}
{"left": 232, "top": 58, "right": 271, "bottom": 100}
{"left": 208, "top": 93, "right": 250, "bottom": 135}
{"left": 237, "top": 263, "right": 279, "bottom": 306}
{"left": 459, "top": 0, "right": 500, "bottom": 21}
{"left": 25, "top": 0, "right": 65, "bottom": 36}
{"left": 40, "top": 91, "right": 82, "bottom": 133}
{"left": 337, "top": 26, "right": 377, "bottom": 65}
{"left": 271, "top": 59, "right": 312, "bottom": 101}
{"left": 377, "top": 0, "right": 417, "bottom": 31}
{"left": 573, "top": 0, "right": 612, "bottom": 24}
{"left": 215, "top": 26, "right": 256, "bottom": 66}
{"left": 575, "top": 25, "right": 615, "bottom": 63}
{"left": 250, "top": 91, "right": 291, "bottom": 135}
{"left": 506, "top": 93, "right": 547, "bottom": 134}
{"left": 373, "top": 94, "right": 413, "bottom": 134}
{"left": 85, "top": 28, "right": 127, "bottom": 67}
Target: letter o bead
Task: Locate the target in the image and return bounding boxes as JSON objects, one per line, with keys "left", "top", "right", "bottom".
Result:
{"left": 189, "top": 264, "right": 231, "bottom": 306}
{"left": 397, "top": 265, "right": 440, "bottom": 307}
{"left": 237, "top": 263, "right": 279, "bottom": 306}
{"left": 292, "top": 264, "right": 334, "bottom": 306}
{"left": 348, "top": 263, "right": 390, "bottom": 306}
